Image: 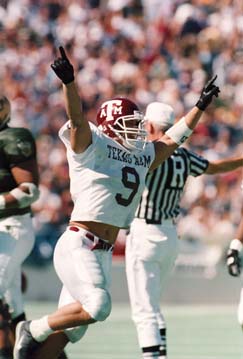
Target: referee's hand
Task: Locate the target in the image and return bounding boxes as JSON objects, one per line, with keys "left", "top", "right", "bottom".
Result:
{"left": 196, "top": 75, "right": 220, "bottom": 111}
{"left": 51, "top": 46, "right": 74, "bottom": 85}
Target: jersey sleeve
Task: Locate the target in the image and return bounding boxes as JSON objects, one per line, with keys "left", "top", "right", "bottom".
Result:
{"left": 58, "top": 121, "right": 99, "bottom": 160}
{"left": 184, "top": 148, "right": 209, "bottom": 177}
{"left": 3, "top": 128, "right": 37, "bottom": 168}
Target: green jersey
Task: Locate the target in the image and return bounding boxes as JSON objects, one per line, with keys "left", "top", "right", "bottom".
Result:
{"left": 0, "top": 126, "right": 37, "bottom": 219}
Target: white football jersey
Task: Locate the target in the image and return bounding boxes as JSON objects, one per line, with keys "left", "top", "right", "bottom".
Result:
{"left": 59, "top": 122, "right": 155, "bottom": 228}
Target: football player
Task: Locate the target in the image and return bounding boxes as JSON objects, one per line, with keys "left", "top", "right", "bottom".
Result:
{"left": 126, "top": 102, "right": 243, "bottom": 359}
{"left": 13, "top": 47, "right": 219, "bottom": 359}
{"left": 227, "top": 184, "right": 243, "bottom": 329}
{"left": 0, "top": 96, "right": 40, "bottom": 359}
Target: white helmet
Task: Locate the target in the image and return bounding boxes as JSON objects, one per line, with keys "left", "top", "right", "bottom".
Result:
{"left": 144, "top": 102, "right": 175, "bottom": 129}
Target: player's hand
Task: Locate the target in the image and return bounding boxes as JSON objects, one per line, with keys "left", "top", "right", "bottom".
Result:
{"left": 227, "top": 248, "right": 241, "bottom": 277}
{"left": 196, "top": 75, "right": 220, "bottom": 111}
{"left": 51, "top": 46, "right": 74, "bottom": 85}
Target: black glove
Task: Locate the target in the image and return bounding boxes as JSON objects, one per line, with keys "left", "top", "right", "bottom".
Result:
{"left": 196, "top": 75, "right": 220, "bottom": 111}
{"left": 51, "top": 46, "right": 74, "bottom": 85}
{"left": 227, "top": 248, "right": 241, "bottom": 277}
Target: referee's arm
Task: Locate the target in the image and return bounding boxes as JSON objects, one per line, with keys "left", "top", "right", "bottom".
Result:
{"left": 205, "top": 156, "right": 243, "bottom": 174}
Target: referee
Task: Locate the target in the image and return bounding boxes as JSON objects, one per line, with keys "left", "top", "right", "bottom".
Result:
{"left": 125, "top": 102, "right": 243, "bottom": 359}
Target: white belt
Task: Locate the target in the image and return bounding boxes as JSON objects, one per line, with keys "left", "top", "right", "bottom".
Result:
{"left": 67, "top": 226, "right": 114, "bottom": 252}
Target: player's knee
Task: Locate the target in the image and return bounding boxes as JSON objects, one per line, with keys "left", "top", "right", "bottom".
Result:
{"left": 85, "top": 288, "right": 112, "bottom": 322}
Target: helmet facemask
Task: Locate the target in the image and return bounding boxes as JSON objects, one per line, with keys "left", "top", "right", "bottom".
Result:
{"left": 108, "top": 111, "right": 147, "bottom": 151}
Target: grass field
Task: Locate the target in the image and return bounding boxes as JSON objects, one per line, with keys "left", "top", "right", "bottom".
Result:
{"left": 25, "top": 302, "right": 243, "bottom": 359}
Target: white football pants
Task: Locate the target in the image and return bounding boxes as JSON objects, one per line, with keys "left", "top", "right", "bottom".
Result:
{"left": 53, "top": 226, "right": 113, "bottom": 343}
{"left": 125, "top": 218, "right": 179, "bottom": 348}
{"left": 0, "top": 213, "right": 35, "bottom": 318}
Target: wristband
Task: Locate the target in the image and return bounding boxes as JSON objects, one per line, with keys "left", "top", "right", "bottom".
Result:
{"left": 10, "top": 183, "right": 39, "bottom": 208}
{"left": 165, "top": 117, "right": 193, "bottom": 145}
{"left": 230, "top": 239, "right": 243, "bottom": 252}
{"left": 0, "top": 195, "right": 5, "bottom": 210}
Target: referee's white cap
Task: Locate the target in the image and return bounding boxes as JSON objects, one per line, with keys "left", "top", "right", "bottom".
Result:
{"left": 144, "top": 102, "right": 175, "bottom": 128}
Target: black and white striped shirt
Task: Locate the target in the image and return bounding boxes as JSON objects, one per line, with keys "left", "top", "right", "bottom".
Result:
{"left": 136, "top": 147, "right": 209, "bottom": 223}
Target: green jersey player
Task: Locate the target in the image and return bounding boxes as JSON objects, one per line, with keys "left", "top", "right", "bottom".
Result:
{"left": 0, "top": 96, "right": 39, "bottom": 359}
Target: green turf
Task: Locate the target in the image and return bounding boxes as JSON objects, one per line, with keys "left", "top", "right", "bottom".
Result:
{"left": 25, "top": 302, "right": 243, "bottom": 359}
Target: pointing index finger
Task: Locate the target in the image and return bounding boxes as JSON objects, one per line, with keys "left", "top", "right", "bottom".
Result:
{"left": 207, "top": 74, "right": 217, "bottom": 87}
{"left": 59, "top": 46, "right": 68, "bottom": 60}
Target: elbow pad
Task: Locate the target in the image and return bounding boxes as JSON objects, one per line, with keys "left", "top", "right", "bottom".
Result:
{"left": 10, "top": 182, "right": 40, "bottom": 208}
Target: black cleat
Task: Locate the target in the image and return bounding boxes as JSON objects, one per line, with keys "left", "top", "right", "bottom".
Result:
{"left": 13, "top": 321, "right": 40, "bottom": 359}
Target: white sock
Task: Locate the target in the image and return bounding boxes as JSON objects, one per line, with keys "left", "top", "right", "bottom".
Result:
{"left": 29, "top": 315, "right": 54, "bottom": 342}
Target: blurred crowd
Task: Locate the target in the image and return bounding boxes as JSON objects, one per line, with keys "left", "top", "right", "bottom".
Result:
{"left": 0, "top": 0, "right": 242, "bottom": 265}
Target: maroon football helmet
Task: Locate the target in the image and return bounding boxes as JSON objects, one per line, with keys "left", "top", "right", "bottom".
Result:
{"left": 96, "top": 97, "right": 147, "bottom": 151}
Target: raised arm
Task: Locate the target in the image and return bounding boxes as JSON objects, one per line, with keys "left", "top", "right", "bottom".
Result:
{"left": 150, "top": 76, "right": 220, "bottom": 171}
{"left": 51, "top": 46, "right": 92, "bottom": 153}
